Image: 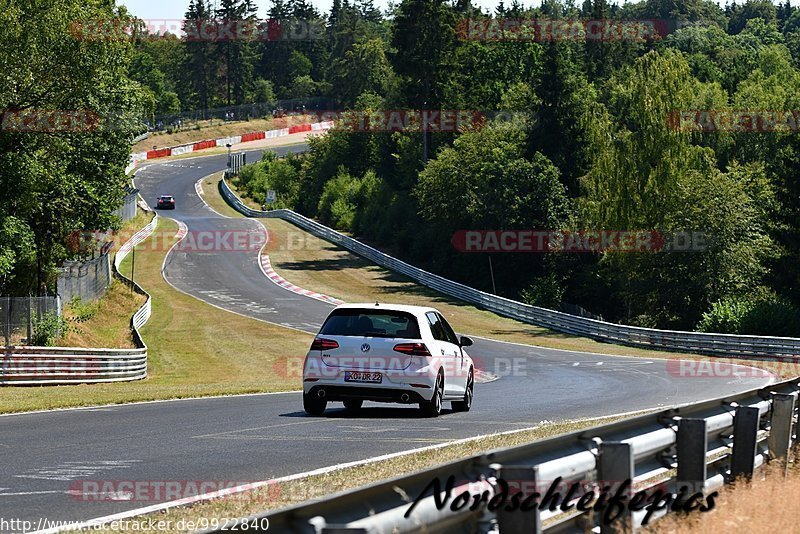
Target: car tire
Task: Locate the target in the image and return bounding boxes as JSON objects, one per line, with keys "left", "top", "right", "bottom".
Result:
{"left": 452, "top": 370, "right": 473, "bottom": 412}
{"left": 420, "top": 374, "right": 444, "bottom": 418}
{"left": 343, "top": 399, "right": 363, "bottom": 411}
{"left": 303, "top": 394, "right": 327, "bottom": 416}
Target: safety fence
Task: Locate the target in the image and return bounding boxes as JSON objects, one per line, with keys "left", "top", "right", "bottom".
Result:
{"left": 215, "top": 378, "right": 799, "bottom": 533}
{"left": 0, "top": 215, "right": 158, "bottom": 386}
{"left": 57, "top": 253, "right": 112, "bottom": 304}
{"left": 114, "top": 186, "right": 140, "bottom": 222}
{"left": 219, "top": 178, "right": 800, "bottom": 360}
{"left": 0, "top": 296, "right": 61, "bottom": 347}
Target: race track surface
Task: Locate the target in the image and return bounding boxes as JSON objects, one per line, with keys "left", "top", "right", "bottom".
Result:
{"left": 1, "top": 146, "right": 773, "bottom": 528}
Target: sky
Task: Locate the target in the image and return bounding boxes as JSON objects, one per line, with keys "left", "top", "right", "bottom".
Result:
{"left": 121, "top": 0, "right": 800, "bottom": 26}
{"left": 122, "top": 0, "right": 525, "bottom": 21}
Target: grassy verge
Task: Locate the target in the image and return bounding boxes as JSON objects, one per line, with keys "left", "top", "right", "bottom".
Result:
{"left": 82, "top": 413, "right": 642, "bottom": 532}
{"left": 646, "top": 462, "right": 798, "bottom": 533}
{"left": 202, "top": 174, "right": 790, "bottom": 372}
{"left": 59, "top": 211, "right": 154, "bottom": 349}
{"left": 60, "top": 282, "right": 145, "bottom": 349}
{"left": 0, "top": 217, "right": 311, "bottom": 414}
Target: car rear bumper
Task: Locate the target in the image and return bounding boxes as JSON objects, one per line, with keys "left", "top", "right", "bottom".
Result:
{"left": 305, "top": 384, "right": 427, "bottom": 404}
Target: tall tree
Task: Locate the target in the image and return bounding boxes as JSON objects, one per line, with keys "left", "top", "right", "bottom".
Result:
{"left": 0, "top": 0, "right": 145, "bottom": 295}
{"left": 215, "top": 0, "right": 257, "bottom": 105}
{"left": 183, "top": 0, "right": 215, "bottom": 111}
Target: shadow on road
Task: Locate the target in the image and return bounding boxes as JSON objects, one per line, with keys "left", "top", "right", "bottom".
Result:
{"left": 280, "top": 406, "right": 455, "bottom": 419}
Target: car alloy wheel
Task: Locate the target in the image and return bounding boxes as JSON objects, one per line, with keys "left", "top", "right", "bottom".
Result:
{"left": 453, "top": 371, "right": 473, "bottom": 412}
{"left": 421, "top": 374, "right": 443, "bottom": 418}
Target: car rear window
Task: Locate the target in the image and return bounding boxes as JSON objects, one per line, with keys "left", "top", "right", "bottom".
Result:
{"left": 320, "top": 309, "right": 421, "bottom": 339}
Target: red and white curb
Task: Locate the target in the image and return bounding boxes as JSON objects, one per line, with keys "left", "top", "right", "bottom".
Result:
{"left": 259, "top": 255, "right": 344, "bottom": 306}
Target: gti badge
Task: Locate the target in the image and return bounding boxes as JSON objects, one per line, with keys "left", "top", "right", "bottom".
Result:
{"left": 361, "top": 343, "right": 371, "bottom": 353}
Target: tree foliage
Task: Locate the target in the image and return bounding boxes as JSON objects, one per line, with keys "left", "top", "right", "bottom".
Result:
{"left": 0, "top": 0, "right": 146, "bottom": 295}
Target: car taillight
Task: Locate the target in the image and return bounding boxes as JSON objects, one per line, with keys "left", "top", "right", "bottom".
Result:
{"left": 393, "top": 343, "right": 431, "bottom": 357}
{"left": 310, "top": 338, "right": 339, "bottom": 351}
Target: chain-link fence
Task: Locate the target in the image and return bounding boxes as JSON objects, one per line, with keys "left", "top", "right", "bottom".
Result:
{"left": 114, "top": 187, "right": 140, "bottom": 223}
{"left": 56, "top": 253, "right": 111, "bottom": 304}
{"left": 0, "top": 296, "right": 61, "bottom": 346}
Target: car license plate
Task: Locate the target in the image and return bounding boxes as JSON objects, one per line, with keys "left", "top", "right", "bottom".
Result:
{"left": 345, "top": 371, "right": 382, "bottom": 384}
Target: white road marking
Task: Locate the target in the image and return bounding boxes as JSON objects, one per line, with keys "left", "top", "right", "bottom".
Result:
{"left": 192, "top": 419, "right": 338, "bottom": 439}
{"left": 13, "top": 460, "right": 141, "bottom": 482}
{"left": 0, "top": 490, "right": 70, "bottom": 497}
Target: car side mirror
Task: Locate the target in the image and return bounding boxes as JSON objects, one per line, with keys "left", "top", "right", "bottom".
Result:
{"left": 460, "top": 336, "right": 473, "bottom": 348}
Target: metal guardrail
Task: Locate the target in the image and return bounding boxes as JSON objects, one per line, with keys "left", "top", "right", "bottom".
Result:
{"left": 219, "top": 178, "right": 800, "bottom": 359}
{"left": 0, "top": 215, "right": 157, "bottom": 386}
{"left": 210, "top": 378, "right": 798, "bottom": 533}
{"left": 132, "top": 131, "right": 151, "bottom": 144}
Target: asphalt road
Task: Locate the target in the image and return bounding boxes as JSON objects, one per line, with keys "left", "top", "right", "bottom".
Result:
{"left": 0, "top": 145, "right": 774, "bottom": 529}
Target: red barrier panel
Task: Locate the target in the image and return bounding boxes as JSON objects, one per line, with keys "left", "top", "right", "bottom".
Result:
{"left": 241, "top": 131, "right": 266, "bottom": 143}
{"left": 146, "top": 148, "right": 171, "bottom": 159}
{"left": 288, "top": 124, "right": 312, "bottom": 135}
{"left": 193, "top": 139, "right": 217, "bottom": 151}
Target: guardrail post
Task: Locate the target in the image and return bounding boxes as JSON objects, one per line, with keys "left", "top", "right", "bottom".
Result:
{"left": 677, "top": 418, "right": 707, "bottom": 494}
{"left": 494, "top": 465, "right": 541, "bottom": 534}
{"left": 598, "top": 442, "right": 633, "bottom": 534}
{"left": 768, "top": 393, "right": 796, "bottom": 472}
{"left": 730, "top": 406, "right": 760, "bottom": 480}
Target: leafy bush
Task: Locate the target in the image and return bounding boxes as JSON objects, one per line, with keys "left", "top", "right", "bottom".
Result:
{"left": 235, "top": 153, "right": 301, "bottom": 209}
{"left": 698, "top": 292, "right": 800, "bottom": 336}
{"left": 521, "top": 273, "right": 566, "bottom": 310}
{"left": 31, "top": 312, "right": 71, "bottom": 347}
{"left": 317, "top": 168, "right": 383, "bottom": 232}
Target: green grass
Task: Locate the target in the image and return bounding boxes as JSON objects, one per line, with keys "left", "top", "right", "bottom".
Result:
{"left": 0, "top": 217, "right": 311, "bottom": 414}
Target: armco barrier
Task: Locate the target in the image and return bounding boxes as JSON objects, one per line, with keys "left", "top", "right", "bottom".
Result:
{"left": 212, "top": 378, "right": 800, "bottom": 533}
{"left": 0, "top": 215, "right": 158, "bottom": 386}
{"left": 219, "top": 177, "right": 800, "bottom": 359}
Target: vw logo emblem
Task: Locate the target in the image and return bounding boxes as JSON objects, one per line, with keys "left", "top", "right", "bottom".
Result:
{"left": 361, "top": 343, "right": 371, "bottom": 353}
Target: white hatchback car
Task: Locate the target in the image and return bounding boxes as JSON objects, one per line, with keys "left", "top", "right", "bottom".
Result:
{"left": 302, "top": 304, "right": 475, "bottom": 417}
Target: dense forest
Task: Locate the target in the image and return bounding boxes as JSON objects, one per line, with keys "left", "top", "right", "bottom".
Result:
{"left": 3, "top": 0, "right": 800, "bottom": 337}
